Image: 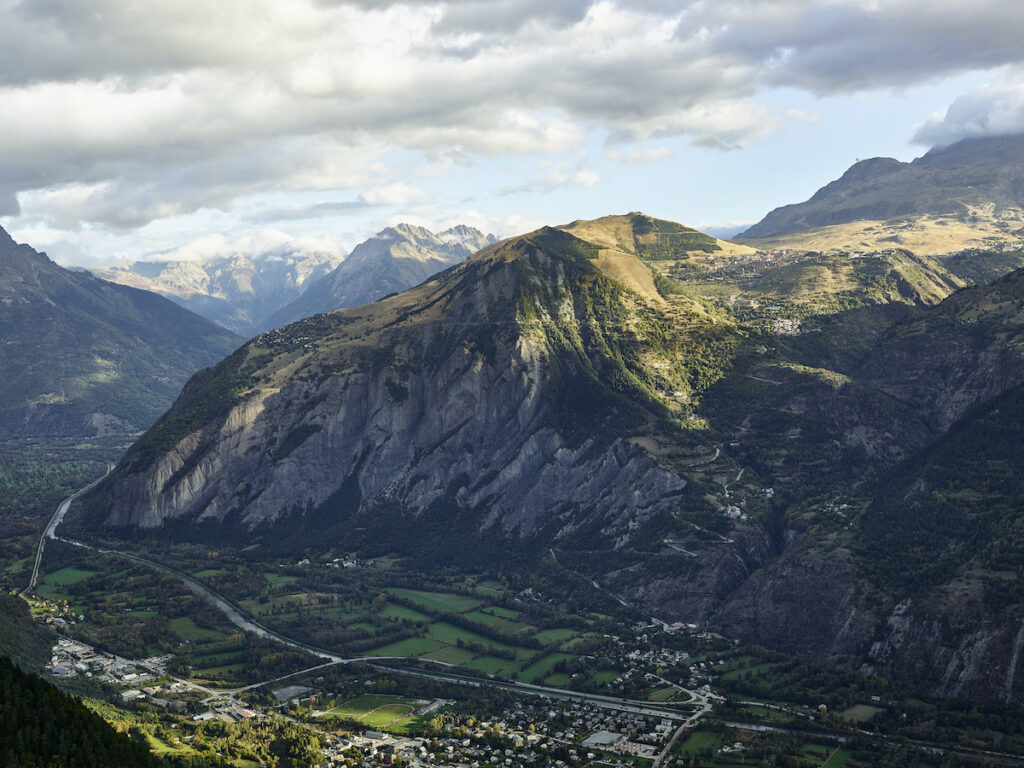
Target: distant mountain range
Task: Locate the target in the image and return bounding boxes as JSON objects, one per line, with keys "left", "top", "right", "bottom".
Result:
{"left": 737, "top": 134, "right": 1024, "bottom": 253}
{"left": 93, "top": 224, "right": 495, "bottom": 336}
{"left": 0, "top": 226, "right": 241, "bottom": 439}
{"left": 265, "top": 224, "right": 496, "bottom": 330}
{"left": 93, "top": 247, "right": 342, "bottom": 337}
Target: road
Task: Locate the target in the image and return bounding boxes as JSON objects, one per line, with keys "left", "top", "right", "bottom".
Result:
{"left": 371, "top": 665, "right": 699, "bottom": 721}
{"left": 24, "top": 462, "right": 113, "bottom": 595}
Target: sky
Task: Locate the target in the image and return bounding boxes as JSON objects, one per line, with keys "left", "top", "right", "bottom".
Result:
{"left": 1, "top": 0, "right": 1024, "bottom": 267}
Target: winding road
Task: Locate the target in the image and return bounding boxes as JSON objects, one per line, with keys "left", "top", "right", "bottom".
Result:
{"left": 24, "top": 462, "right": 113, "bottom": 595}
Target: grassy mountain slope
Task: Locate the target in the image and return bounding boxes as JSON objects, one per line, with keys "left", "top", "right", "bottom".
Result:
{"left": 737, "top": 135, "right": 1024, "bottom": 253}
{"left": 0, "top": 226, "right": 242, "bottom": 438}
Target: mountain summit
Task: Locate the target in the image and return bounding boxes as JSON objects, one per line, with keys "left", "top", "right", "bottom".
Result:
{"left": 737, "top": 134, "right": 1024, "bottom": 252}
{"left": 264, "top": 223, "right": 496, "bottom": 330}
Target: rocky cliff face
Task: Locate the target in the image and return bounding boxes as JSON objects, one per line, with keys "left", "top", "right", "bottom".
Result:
{"left": 101, "top": 227, "right": 687, "bottom": 554}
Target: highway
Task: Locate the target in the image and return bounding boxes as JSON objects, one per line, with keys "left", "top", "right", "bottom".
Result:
{"left": 24, "top": 462, "right": 113, "bottom": 595}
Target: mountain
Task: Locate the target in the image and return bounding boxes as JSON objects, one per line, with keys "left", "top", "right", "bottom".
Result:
{"left": 93, "top": 245, "right": 343, "bottom": 336}
{"left": 0, "top": 226, "right": 242, "bottom": 438}
{"left": 737, "top": 134, "right": 1024, "bottom": 254}
{"left": 264, "top": 224, "right": 495, "bottom": 330}
{"left": 78, "top": 213, "right": 1024, "bottom": 702}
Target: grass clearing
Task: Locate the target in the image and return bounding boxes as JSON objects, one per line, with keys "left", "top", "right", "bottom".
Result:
{"left": 519, "top": 653, "right": 573, "bottom": 683}
{"left": 385, "top": 587, "right": 481, "bottom": 613}
{"left": 380, "top": 603, "right": 429, "bottom": 622}
{"left": 534, "top": 628, "right": 577, "bottom": 645}
{"left": 193, "top": 569, "right": 226, "bottom": 580}
{"left": 677, "top": 731, "right": 720, "bottom": 755}
{"left": 426, "top": 622, "right": 515, "bottom": 653}
{"left": 648, "top": 686, "right": 678, "bottom": 702}
{"left": 327, "top": 695, "right": 423, "bottom": 732}
{"left": 462, "top": 655, "right": 521, "bottom": 677}
{"left": 823, "top": 748, "right": 853, "bottom": 767}
{"left": 590, "top": 670, "right": 619, "bottom": 686}
{"left": 361, "top": 704, "right": 416, "bottom": 728}
{"left": 464, "top": 610, "right": 532, "bottom": 634}
{"left": 364, "top": 637, "right": 444, "bottom": 657}
{"left": 263, "top": 572, "right": 299, "bottom": 587}
{"left": 168, "top": 616, "right": 230, "bottom": 644}
{"left": 480, "top": 605, "right": 518, "bottom": 619}
{"left": 40, "top": 567, "right": 96, "bottom": 586}
{"left": 839, "top": 704, "right": 884, "bottom": 723}
{"left": 422, "top": 646, "right": 476, "bottom": 665}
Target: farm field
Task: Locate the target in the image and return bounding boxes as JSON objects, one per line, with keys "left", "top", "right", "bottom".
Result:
{"left": 385, "top": 587, "right": 481, "bottom": 613}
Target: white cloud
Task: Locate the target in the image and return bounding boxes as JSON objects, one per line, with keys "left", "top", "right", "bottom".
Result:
{"left": 2, "top": 0, "right": 1024, "bottom": 234}
{"left": 359, "top": 182, "right": 432, "bottom": 207}
{"left": 913, "top": 70, "right": 1024, "bottom": 146}
{"left": 145, "top": 229, "right": 345, "bottom": 263}
{"left": 606, "top": 146, "right": 674, "bottom": 164}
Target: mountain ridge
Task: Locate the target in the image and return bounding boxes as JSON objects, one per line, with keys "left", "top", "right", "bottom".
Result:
{"left": 0, "top": 226, "right": 242, "bottom": 438}
{"left": 264, "top": 223, "right": 496, "bottom": 330}
{"left": 736, "top": 134, "right": 1024, "bottom": 253}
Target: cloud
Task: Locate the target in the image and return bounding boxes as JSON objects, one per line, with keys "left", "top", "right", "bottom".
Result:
{"left": 913, "top": 70, "right": 1024, "bottom": 146}
{"left": 143, "top": 229, "right": 345, "bottom": 263}
{"left": 358, "top": 182, "right": 432, "bottom": 206}
{"left": 605, "top": 146, "right": 673, "bottom": 164}
{"left": 4, "top": 0, "right": 1024, "bottom": 232}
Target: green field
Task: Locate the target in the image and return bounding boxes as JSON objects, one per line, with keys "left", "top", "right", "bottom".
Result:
{"left": 677, "top": 730, "right": 720, "bottom": 755}
{"left": 380, "top": 603, "right": 429, "bottom": 622}
{"left": 464, "top": 610, "right": 532, "bottom": 635}
{"left": 426, "top": 622, "right": 514, "bottom": 652}
{"left": 363, "top": 637, "right": 444, "bottom": 657}
{"left": 534, "top": 628, "right": 577, "bottom": 645}
{"left": 263, "top": 572, "right": 299, "bottom": 587}
{"left": 518, "top": 653, "right": 573, "bottom": 682}
{"left": 361, "top": 704, "right": 417, "bottom": 728}
{"left": 193, "top": 569, "right": 226, "bottom": 580}
{"left": 385, "top": 587, "right": 481, "bottom": 613}
{"left": 474, "top": 580, "right": 506, "bottom": 596}
{"left": 168, "top": 616, "right": 230, "bottom": 643}
{"left": 462, "top": 655, "right": 521, "bottom": 677}
{"left": 648, "top": 686, "right": 678, "bottom": 702}
{"left": 590, "top": 670, "right": 619, "bottom": 686}
{"left": 39, "top": 567, "right": 96, "bottom": 587}
{"left": 823, "top": 748, "right": 853, "bottom": 767}
{"left": 422, "top": 646, "right": 476, "bottom": 665}
{"left": 326, "top": 695, "right": 424, "bottom": 731}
